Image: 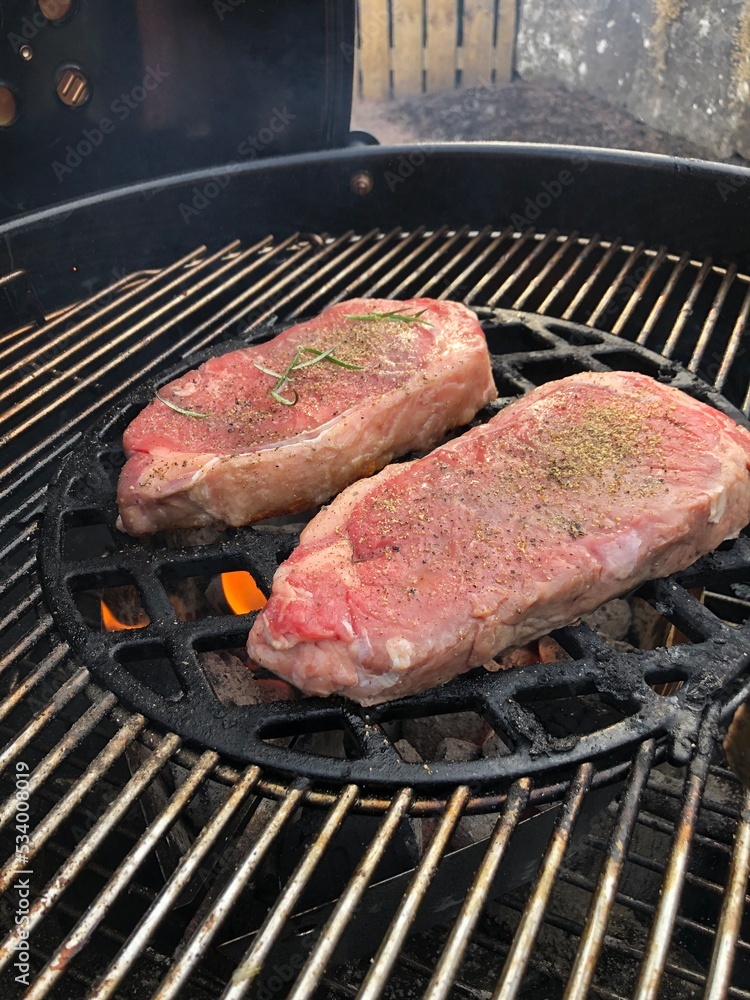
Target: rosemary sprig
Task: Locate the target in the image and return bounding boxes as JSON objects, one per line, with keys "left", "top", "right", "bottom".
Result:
{"left": 296, "top": 344, "right": 363, "bottom": 370}
{"left": 155, "top": 389, "right": 210, "bottom": 419}
{"left": 343, "top": 308, "right": 432, "bottom": 327}
{"left": 253, "top": 343, "right": 363, "bottom": 406}
{"left": 271, "top": 386, "right": 298, "bottom": 406}
{"left": 263, "top": 347, "right": 306, "bottom": 406}
{"left": 253, "top": 362, "right": 284, "bottom": 379}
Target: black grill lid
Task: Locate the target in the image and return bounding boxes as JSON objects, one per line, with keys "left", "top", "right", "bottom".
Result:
{"left": 0, "top": 0, "right": 354, "bottom": 219}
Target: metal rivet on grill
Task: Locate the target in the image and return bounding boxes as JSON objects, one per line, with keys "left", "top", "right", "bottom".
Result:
{"left": 0, "top": 85, "right": 18, "bottom": 126}
{"left": 350, "top": 171, "right": 374, "bottom": 196}
{"left": 56, "top": 66, "right": 90, "bottom": 108}
{"left": 39, "top": 0, "right": 74, "bottom": 21}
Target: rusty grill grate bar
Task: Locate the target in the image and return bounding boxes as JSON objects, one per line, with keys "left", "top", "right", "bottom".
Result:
{"left": 704, "top": 785, "right": 750, "bottom": 999}
{"left": 1, "top": 226, "right": 750, "bottom": 996}
{"left": 641, "top": 714, "right": 716, "bottom": 1000}
{"left": 424, "top": 779, "right": 533, "bottom": 1000}
{"left": 88, "top": 762, "right": 263, "bottom": 1000}
{"left": 564, "top": 740, "right": 658, "bottom": 999}
{"left": 492, "top": 765, "right": 595, "bottom": 1000}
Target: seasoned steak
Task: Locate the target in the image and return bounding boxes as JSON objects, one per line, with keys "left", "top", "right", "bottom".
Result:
{"left": 247, "top": 372, "right": 750, "bottom": 705}
{"left": 116, "top": 299, "right": 496, "bottom": 535}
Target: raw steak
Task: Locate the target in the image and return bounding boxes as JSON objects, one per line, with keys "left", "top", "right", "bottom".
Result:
{"left": 247, "top": 372, "right": 750, "bottom": 705}
{"left": 116, "top": 299, "right": 496, "bottom": 535}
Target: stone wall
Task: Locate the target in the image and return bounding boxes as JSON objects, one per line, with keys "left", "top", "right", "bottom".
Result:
{"left": 516, "top": 0, "right": 750, "bottom": 160}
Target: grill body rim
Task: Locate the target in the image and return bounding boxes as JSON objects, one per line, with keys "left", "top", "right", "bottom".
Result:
{"left": 3, "top": 142, "right": 750, "bottom": 312}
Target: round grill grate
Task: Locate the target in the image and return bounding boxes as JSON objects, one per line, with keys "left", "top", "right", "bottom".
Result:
{"left": 39, "top": 310, "right": 750, "bottom": 793}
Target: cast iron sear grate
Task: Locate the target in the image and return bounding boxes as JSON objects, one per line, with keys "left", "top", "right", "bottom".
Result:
{"left": 39, "top": 309, "right": 750, "bottom": 791}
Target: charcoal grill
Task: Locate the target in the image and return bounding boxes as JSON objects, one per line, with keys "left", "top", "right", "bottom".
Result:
{"left": 3, "top": 145, "right": 750, "bottom": 999}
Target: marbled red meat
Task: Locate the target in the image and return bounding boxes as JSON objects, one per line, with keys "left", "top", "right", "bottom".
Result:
{"left": 116, "top": 299, "right": 496, "bottom": 535}
{"left": 247, "top": 372, "right": 750, "bottom": 705}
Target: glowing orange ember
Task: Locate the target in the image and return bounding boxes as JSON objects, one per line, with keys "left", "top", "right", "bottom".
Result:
{"left": 101, "top": 601, "right": 148, "bottom": 631}
{"left": 221, "top": 571, "right": 267, "bottom": 615}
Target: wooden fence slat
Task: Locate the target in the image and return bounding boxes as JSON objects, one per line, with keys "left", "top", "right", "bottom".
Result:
{"left": 354, "top": 29, "right": 363, "bottom": 100}
{"left": 425, "top": 0, "right": 458, "bottom": 92}
{"left": 494, "top": 0, "right": 517, "bottom": 83}
{"left": 356, "top": 0, "right": 517, "bottom": 98}
{"left": 391, "top": 0, "right": 424, "bottom": 98}
{"left": 461, "top": 0, "right": 494, "bottom": 88}
{"left": 358, "top": 0, "right": 391, "bottom": 101}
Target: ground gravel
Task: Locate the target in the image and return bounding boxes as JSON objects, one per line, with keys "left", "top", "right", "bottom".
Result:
{"left": 352, "top": 80, "right": 739, "bottom": 162}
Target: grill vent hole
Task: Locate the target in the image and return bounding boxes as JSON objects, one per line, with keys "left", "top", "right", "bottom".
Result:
{"left": 489, "top": 367, "right": 527, "bottom": 397}
{"left": 71, "top": 577, "right": 150, "bottom": 633}
{"left": 62, "top": 516, "right": 116, "bottom": 561}
{"left": 394, "top": 710, "right": 496, "bottom": 762}
{"left": 484, "top": 323, "right": 552, "bottom": 355}
{"left": 594, "top": 350, "right": 673, "bottom": 378}
{"left": 114, "top": 644, "right": 184, "bottom": 702}
{"left": 260, "top": 720, "right": 349, "bottom": 759}
{"left": 518, "top": 355, "right": 591, "bottom": 384}
{"left": 543, "top": 323, "right": 605, "bottom": 345}
{"left": 515, "top": 691, "right": 630, "bottom": 739}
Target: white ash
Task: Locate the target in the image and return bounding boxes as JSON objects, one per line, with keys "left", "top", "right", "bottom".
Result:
{"left": 435, "top": 737, "right": 481, "bottom": 762}
{"left": 394, "top": 738, "right": 423, "bottom": 764}
{"left": 402, "top": 711, "right": 489, "bottom": 760}
{"left": 582, "top": 598, "right": 632, "bottom": 642}
{"left": 391, "top": 739, "right": 427, "bottom": 854}
{"left": 199, "top": 650, "right": 295, "bottom": 707}
{"left": 298, "top": 729, "right": 347, "bottom": 759}
{"left": 244, "top": 798, "right": 282, "bottom": 861}
{"left": 393, "top": 734, "right": 505, "bottom": 852}
{"left": 629, "top": 596, "right": 671, "bottom": 649}
{"left": 411, "top": 820, "right": 425, "bottom": 856}
{"left": 482, "top": 731, "right": 512, "bottom": 758}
